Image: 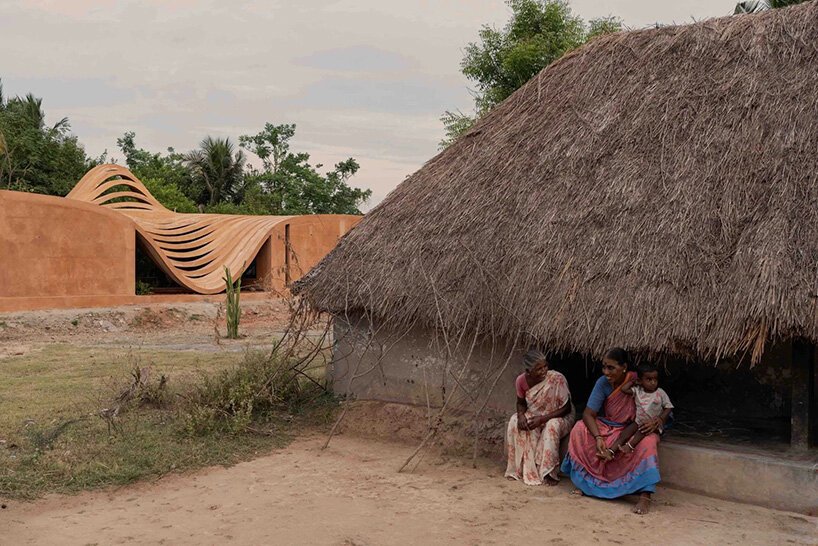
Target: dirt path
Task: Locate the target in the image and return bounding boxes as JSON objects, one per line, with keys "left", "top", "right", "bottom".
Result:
{"left": 2, "top": 434, "right": 816, "bottom": 546}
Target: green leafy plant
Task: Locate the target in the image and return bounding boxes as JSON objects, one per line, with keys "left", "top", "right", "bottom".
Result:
{"left": 135, "top": 280, "right": 152, "bottom": 295}
{"left": 224, "top": 267, "right": 241, "bottom": 339}
{"left": 440, "top": 0, "right": 623, "bottom": 147}
{"left": 180, "top": 350, "right": 329, "bottom": 436}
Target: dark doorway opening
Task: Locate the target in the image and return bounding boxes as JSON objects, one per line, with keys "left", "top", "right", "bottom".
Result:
{"left": 546, "top": 347, "right": 798, "bottom": 451}
{"left": 135, "top": 236, "right": 187, "bottom": 294}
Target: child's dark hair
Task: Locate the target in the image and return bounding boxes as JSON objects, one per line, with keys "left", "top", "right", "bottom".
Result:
{"left": 637, "top": 363, "right": 658, "bottom": 378}
{"left": 604, "top": 347, "right": 630, "bottom": 367}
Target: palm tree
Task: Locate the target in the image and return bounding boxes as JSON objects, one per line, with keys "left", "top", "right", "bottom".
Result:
{"left": 184, "top": 136, "right": 246, "bottom": 206}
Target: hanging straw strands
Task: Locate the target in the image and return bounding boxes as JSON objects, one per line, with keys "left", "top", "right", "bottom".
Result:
{"left": 296, "top": 3, "right": 818, "bottom": 365}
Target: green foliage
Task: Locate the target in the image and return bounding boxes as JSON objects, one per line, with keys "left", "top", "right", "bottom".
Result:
{"left": 184, "top": 136, "right": 246, "bottom": 206}
{"left": 141, "top": 177, "right": 197, "bottom": 213}
{"left": 239, "top": 123, "right": 371, "bottom": 214}
{"left": 224, "top": 267, "right": 241, "bottom": 339}
{"left": 24, "top": 419, "right": 83, "bottom": 451}
{"left": 586, "top": 16, "right": 624, "bottom": 40}
{"left": 0, "top": 80, "right": 96, "bottom": 195}
{"left": 441, "top": 0, "right": 623, "bottom": 147}
{"left": 0, "top": 345, "right": 334, "bottom": 499}
{"left": 1, "top": 78, "right": 370, "bottom": 215}
{"left": 181, "top": 350, "right": 329, "bottom": 435}
{"left": 116, "top": 131, "right": 192, "bottom": 203}
{"left": 734, "top": 0, "right": 806, "bottom": 12}
{"left": 439, "top": 110, "right": 478, "bottom": 150}
{"left": 135, "top": 280, "right": 153, "bottom": 295}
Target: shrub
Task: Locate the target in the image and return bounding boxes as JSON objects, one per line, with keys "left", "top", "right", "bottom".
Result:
{"left": 181, "top": 351, "right": 327, "bottom": 436}
{"left": 136, "top": 280, "right": 153, "bottom": 295}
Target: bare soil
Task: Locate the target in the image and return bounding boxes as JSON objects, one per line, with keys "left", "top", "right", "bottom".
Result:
{"left": 1, "top": 433, "right": 816, "bottom": 545}
{"left": 2, "top": 301, "right": 816, "bottom": 545}
{"left": 0, "top": 299, "right": 293, "bottom": 357}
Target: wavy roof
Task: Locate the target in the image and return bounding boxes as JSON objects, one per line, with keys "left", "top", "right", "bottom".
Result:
{"left": 67, "top": 164, "right": 298, "bottom": 294}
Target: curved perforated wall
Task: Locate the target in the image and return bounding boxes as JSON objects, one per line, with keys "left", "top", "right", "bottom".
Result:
{"left": 67, "top": 164, "right": 299, "bottom": 294}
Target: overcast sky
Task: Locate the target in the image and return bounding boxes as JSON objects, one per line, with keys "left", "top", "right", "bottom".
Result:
{"left": 0, "top": 0, "right": 735, "bottom": 207}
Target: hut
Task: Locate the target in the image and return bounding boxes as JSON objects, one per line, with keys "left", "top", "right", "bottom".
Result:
{"left": 295, "top": 3, "right": 818, "bottom": 512}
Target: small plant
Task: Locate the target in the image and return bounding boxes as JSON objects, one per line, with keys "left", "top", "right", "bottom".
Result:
{"left": 224, "top": 267, "right": 241, "bottom": 339}
{"left": 24, "top": 419, "right": 83, "bottom": 451}
{"left": 135, "top": 280, "right": 153, "bottom": 295}
{"left": 70, "top": 318, "right": 79, "bottom": 327}
{"left": 181, "top": 350, "right": 328, "bottom": 436}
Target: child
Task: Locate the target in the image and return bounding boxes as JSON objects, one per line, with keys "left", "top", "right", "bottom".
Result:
{"left": 611, "top": 363, "right": 673, "bottom": 455}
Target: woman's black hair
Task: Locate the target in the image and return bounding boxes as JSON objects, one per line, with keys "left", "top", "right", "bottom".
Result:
{"left": 522, "top": 349, "right": 547, "bottom": 371}
{"left": 604, "top": 347, "right": 630, "bottom": 367}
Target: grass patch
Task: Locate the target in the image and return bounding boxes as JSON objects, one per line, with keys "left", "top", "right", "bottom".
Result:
{"left": 0, "top": 345, "right": 336, "bottom": 499}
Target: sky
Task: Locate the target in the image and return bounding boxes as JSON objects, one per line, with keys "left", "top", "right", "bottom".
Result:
{"left": 0, "top": 0, "right": 736, "bottom": 208}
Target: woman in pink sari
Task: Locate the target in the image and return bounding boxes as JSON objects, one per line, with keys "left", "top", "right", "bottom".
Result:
{"left": 561, "top": 348, "right": 664, "bottom": 514}
{"left": 505, "top": 350, "right": 574, "bottom": 486}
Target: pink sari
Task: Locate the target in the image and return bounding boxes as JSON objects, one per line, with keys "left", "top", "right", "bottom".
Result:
{"left": 504, "top": 371, "right": 575, "bottom": 485}
{"left": 560, "top": 372, "right": 661, "bottom": 497}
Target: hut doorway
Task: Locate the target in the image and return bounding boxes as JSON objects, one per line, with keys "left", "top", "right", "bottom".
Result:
{"left": 549, "top": 344, "right": 815, "bottom": 452}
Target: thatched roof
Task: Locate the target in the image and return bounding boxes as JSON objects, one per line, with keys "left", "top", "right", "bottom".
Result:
{"left": 295, "top": 2, "right": 818, "bottom": 362}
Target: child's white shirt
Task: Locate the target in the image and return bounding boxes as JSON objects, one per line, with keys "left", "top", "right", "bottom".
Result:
{"left": 633, "top": 386, "right": 673, "bottom": 426}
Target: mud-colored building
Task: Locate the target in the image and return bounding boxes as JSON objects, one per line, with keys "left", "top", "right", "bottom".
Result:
{"left": 0, "top": 164, "right": 360, "bottom": 311}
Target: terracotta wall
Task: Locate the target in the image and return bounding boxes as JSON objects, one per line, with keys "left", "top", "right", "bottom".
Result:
{"left": 0, "top": 190, "right": 135, "bottom": 300}
{"left": 267, "top": 215, "right": 361, "bottom": 293}
{"left": 0, "top": 191, "right": 360, "bottom": 311}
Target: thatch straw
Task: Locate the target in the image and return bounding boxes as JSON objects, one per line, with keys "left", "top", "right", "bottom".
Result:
{"left": 295, "top": 3, "right": 818, "bottom": 363}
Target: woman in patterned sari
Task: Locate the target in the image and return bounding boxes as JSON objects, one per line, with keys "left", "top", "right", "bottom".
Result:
{"left": 561, "top": 348, "right": 664, "bottom": 514}
{"left": 505, "top": 350, "right": 575, "bottom": 486}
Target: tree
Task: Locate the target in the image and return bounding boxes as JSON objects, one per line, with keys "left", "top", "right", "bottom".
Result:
{"left": 735, "top": 0, "right": 808, "bottom": 11}
{"left": 141, "top": 177, "right": 197, "bottom": 213}
{"left": 0, "top": 80, "right": 95, "bottom": 194}
{"left": 183, "top": 136, "right": 246, "bottom": 206}
{"left": 238, "top": 122, "right": 295, "bottom": 175}
{"left": 440, "top": 1, "right": 622, "bottom": 148}
{"left": 117, "top": 131, "right": 188, "bottom": 190}
{"left": 239, "top": 123, "right": 371, "bottom": 215}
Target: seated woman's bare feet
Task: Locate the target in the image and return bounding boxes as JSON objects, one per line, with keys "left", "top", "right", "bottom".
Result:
{"left": 570, "top": 488, "right": 584, "bottom": 496}
{"left": 543, "top": 475, "right": 559, "bottom": 486}
{"left": 633, "top": 494, "right": 651, "bottom": 515}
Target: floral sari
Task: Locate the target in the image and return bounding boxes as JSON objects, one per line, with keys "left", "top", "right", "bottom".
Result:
{"left": 504, "top": 371, "right": 575, "bottom": 485}
{"left": 560, "top": 372, "right": 661, "bottom": 498}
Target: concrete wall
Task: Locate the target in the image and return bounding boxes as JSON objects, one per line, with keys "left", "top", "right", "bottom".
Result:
{"left": 332, "top": 314, "right": 521, "bottom": 416}
{"left": 660, "top": 441, "right": 818, "bottom": 516}
{"left": 0, "top": 190, "right": 135, "bottom": 301}
{"left": 329, "top": 316, "right": 818, "bottom": 514}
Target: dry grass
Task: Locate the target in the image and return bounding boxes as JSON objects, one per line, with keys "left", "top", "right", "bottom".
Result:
{"left": 296, "top": 2, "right": 818, "bottom": 364}
{"left": 0, "top": 345, "right": 336, "bottom": 499}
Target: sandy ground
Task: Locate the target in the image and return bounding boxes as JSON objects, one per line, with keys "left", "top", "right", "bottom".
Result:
{"left": 1, "top": 434, "right": 816, "bottom": 546}
{"left": 0, "top": 299, "right": 294, "bottom": 358}
{"left": 2, "top": 302, "right": 817, "bottom": 545}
